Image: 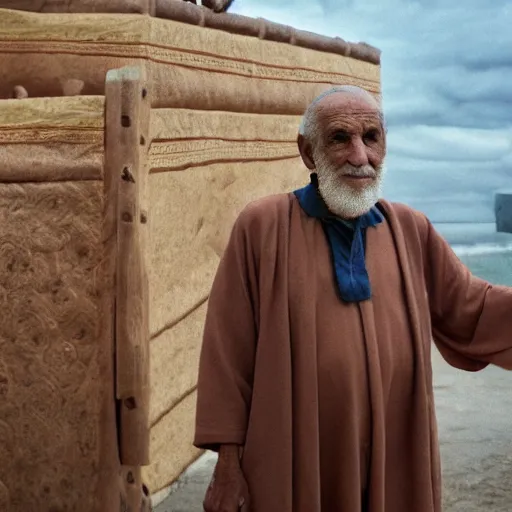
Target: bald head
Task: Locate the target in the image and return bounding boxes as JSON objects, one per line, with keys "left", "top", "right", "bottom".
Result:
{"left": 299, "top": 85, "right": 383, "bottom": 143}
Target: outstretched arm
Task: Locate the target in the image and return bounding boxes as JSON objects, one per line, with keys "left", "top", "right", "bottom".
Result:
{"left": 427, "top": 220, "right": 512, "bottom": 371}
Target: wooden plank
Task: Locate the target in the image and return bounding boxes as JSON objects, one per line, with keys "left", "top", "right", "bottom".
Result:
{"left": 0, "top": 95, "right": 104, "bottom": 182}
{"left": 0, "top": 0, "right": 154, "bottom": 13}
{"left": 149, "top": 302, "right": 207, "bottom": 425}
{"left": 0, "top": 181, "right": 120, "bottom": 512}
{"left": 0, "top": 145, "right": 103, "bottom": 182}
{"left": 147, "top": 157, "right": 305, "bottom": 335}
{"left": 142, "top": 391, "right": 203, "bottom": 493}
{"left": 104, "top": 66, "right": 150, "bottom": 470}
{"left": 120, "top": 466, "right": 152, "bottom": 512}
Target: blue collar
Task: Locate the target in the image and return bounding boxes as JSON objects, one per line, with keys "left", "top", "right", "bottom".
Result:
{"left": 294, "top": 176, "right": 384, "bottom": 229}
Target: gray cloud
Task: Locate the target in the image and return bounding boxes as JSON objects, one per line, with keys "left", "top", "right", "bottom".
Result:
{"left": 231, "top": 0, "right": 512, "bottom": 222}
{"left": 388, "top": 125, "right": 512, "bottom": 162}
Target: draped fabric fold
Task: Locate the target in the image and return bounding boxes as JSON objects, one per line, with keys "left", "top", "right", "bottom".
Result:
{"left": 195, "top": 191, "right": 512, "bottom": 512}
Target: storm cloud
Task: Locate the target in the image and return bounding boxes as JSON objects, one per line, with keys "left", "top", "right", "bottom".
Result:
{"left": 230, "top": 0, "right": 512, "bottom": 222}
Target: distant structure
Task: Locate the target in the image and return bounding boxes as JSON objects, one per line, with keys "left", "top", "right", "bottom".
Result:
{"left": 495, "top": 191, "right": 512, "bottom": 233}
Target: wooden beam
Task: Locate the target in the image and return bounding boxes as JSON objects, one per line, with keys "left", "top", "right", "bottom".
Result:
{"left": 104, "top": 66, "right": 151, "bottom": 472}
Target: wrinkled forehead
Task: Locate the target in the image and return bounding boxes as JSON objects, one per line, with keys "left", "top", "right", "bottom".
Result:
{"left": 315, "top": 94, "right": 383, "bottom": 131}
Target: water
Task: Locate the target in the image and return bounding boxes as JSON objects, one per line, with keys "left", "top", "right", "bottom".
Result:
{"left": 432, "top": 222, "right": 512, "bottom": 511}
{"left": 434, "top": 222, "right": 512, "bottom": 286}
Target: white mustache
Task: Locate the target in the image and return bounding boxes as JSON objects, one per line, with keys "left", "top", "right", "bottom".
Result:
{"left": 341, "top": 165, "right": 377, "bottom": 179}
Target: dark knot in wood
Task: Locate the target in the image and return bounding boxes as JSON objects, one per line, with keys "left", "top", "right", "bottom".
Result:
{"left": 121, "top": 167, "right": 136, "bottom": 183}
{"left": 124, "top": 396, "right": 137, "bottom": 410}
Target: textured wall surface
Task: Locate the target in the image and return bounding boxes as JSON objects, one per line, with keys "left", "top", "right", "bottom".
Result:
{"left": 0, "top": 0, "right": 153, "bottom": 12}
{"left": 0, "top": 180, "right": 119, "bottom": 511}
{"left": 0, "top": 0, "right": 380, "bottom": 65}
{"left": 0, "top": 9, "right": 380, "bottom": 113}
{"left": 0, "top": 7, "right": 381, "bottom": 501}
{"left": 0, "top": 97, "right": 120, "bottom": 512}
{"left": 0, "top": 95, "right": 104, "bottom": 180}
{"left": 143, "top": 108, "right": 309, "bottom": 492}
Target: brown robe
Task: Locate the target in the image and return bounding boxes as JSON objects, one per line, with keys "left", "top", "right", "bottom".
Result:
{"left": 194, "top": 192, "right": 512, "bottom": 512}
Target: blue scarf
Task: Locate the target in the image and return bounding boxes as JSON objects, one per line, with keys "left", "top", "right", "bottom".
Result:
{"left": 294, "top": 174, "right": 384, "bottom": 302}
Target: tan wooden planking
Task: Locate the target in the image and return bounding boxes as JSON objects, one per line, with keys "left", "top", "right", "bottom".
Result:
{"left": 149, "top": 139, "right": 298, "bottom": 173}
{"left": 0, "top": 143, "right": 103, "bottom": 182}
{"left": 146, "top": 155, "right": 307, "bottom": 492}
{"left": 150, "top": 109, "right": 302, "bottom": 142}
{"left": 0, "top": 12, "right": 380, "bottom": 84}
{"left": 142, "top": 392, "right": 202, "bottom": 493}
{"left": 105, "top": 66, "right": 151, "bottom": 469}
{"left": 0, "top": 180, "right": 121, "bottom": 511}
{"left": 0, "top": 96, "right": 104, "bottom": 182}
{"left": 0, "top": 95, "right": 104, "bottom": 131}
{"left": 0, "top": 11, "right": 380, "bottom": 112}
{"left": 147, "top": 63, "right": 378, "bottom": 111}
{"left": 148, "top": 156, "right": 306, "bottom": 335}
{"left": 0, "top": 0, "right": 154, "bottom": 13}
{"left": 148, "top": 226, "right": 218, "bottom": 338}
{"left": 150, "top": 302, "right": 207, "bottom": 425}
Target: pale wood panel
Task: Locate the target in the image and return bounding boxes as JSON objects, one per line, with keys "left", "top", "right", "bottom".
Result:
{"left": 148, "top": 156, "right": 307, "bottom": 335}
{"left": 149, "top": 302, "right": 207, "bottom": 425}
{"left": 143, "top": 392, "right": 202, "bottom": 493}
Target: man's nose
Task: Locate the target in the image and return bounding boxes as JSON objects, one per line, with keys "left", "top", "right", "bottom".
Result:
{"left": 347, "top": 137, "right": 369, "bottom": 167}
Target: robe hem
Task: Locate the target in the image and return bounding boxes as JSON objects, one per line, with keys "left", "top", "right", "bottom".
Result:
{"left": 194, "top": 430, "right": 246, "bottom": 451}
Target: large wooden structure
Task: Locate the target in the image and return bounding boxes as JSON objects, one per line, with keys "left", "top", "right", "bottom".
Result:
{"left": 0, "top": 1, "right": 381, "bottom": 510}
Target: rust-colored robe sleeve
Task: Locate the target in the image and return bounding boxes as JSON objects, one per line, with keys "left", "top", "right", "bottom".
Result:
{"left": 194, "top": 207, "right": 260, "bottom": 451}
{"left": 426, "top": 219, "right": 512, "bottom": 371}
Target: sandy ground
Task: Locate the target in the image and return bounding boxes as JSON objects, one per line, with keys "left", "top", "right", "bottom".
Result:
{"left": 155, "top": 348, "right": 512, "bottom": 511}
{"left": 432, "top": 349, "right": 512, "bottom": 511}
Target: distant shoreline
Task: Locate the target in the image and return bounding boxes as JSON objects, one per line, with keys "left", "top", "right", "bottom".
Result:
{"left": 433, "top": 221, "right": 495, "bottom": 225}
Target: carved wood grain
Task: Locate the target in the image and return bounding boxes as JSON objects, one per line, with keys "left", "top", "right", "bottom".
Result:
{"left": 104, "top": 66, "right": 151, "bottom": 487}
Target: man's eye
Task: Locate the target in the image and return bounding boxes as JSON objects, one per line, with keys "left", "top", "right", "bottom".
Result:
{"left": 332, "top": 131, "right": 350, "bottom": 143}
{"left": 363, "top": 129, "right": 379, "bottom": 143}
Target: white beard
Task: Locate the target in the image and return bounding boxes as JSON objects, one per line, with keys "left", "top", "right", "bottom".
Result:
{"left": 314, "top": 151, "right": 385, "bottom": 219}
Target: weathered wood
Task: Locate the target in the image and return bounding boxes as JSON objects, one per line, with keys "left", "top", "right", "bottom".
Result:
{"left": 120, "top": 466, "right": 152, "bottom": 512}
{"left": 0, "top": 180, "right": 120, "bottom": 511}
{"left": 104, "top": 66, "right": 151, "bottom": 474}
{"left": 0, "top": 147, "right": 103, "bottom": 182}
{"left": 0, "top": 95, "right": 104, "bottom": 182}
{"left": 0, "top": 0, "right": 155, "bottom": 13}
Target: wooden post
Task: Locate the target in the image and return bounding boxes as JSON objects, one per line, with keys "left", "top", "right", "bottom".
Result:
{"left": 104, "top": 66, "right": 151, "bottom": 509}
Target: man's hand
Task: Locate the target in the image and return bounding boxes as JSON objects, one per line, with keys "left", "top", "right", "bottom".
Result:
{"left": 203, "top": 445, "right": 250, "bottom": 512}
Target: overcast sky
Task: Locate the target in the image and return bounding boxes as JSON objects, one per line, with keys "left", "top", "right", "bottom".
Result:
{"left": 229, "top": 0, "right": 512, "bottom": 222}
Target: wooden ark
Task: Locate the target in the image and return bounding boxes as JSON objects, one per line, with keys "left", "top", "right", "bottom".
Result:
{"left": 0, "top": 2, "right": 381, "bottom": 510}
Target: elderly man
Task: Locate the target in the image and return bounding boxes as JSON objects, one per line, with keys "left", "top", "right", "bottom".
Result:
{"left": 194, "top": 86, "right": 512, "bottom": 512}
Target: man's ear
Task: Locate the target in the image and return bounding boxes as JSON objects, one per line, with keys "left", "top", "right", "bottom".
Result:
{"left": 297, "top": 134, "right": 316, "bottom": 170}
